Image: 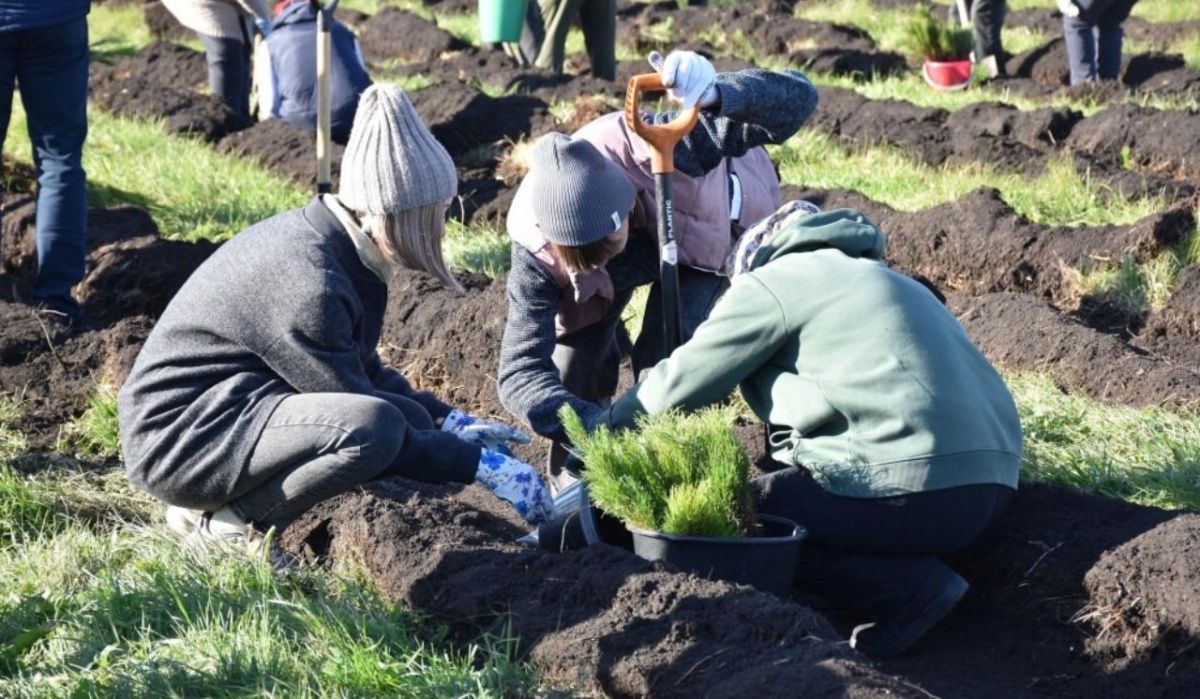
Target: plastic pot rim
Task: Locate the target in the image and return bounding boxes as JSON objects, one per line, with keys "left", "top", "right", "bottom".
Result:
{"left": 626, "top": 513, "right": 807, "bottom": 544}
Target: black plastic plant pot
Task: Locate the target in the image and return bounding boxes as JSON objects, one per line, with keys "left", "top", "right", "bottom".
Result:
{"left": 628, "top": 514, "right": 806, "bottom": 597}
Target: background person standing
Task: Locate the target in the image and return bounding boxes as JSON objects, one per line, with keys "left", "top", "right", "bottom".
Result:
{"left": 1057, "top": 0, "right": 1140, "bottom": 85}
{"left": 953, "top": 0, "right": 1007, "bottom": 78}
{"left": 162, "top": 0, "right": 271, "bottom": 121}
{"left": 0, "top": 0, "right": 91, "bottom": 323}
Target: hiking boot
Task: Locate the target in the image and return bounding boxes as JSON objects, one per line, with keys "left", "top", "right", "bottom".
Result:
{"left": 849, "top": 570, "right": 969, "bottom": 658}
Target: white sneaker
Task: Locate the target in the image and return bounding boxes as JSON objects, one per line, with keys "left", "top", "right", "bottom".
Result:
{"left": 165, "top": 505, "right": 264, "bottom": 551}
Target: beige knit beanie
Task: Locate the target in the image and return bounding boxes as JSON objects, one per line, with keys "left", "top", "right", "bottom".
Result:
{"left": 339, "top": 84, "right": 457, "bottom": 214}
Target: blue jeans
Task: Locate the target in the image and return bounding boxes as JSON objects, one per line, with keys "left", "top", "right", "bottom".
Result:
{"left": 0, "top": 17, "right": 89, "bottom": 319}
{"left": 1063, "top": 0, "right": 1139, "bottom": 84}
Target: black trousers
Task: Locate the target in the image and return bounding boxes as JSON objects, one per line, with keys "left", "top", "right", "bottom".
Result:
{"left": 754, "top": 466, "right": 1014, "bottom": 618}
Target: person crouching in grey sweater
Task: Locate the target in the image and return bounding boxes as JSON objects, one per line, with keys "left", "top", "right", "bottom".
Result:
{"left": 118, "top": 84, "right": 552, "bottom": 555}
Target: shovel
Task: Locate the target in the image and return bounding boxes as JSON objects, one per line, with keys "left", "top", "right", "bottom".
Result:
{"left": 519, "top": 75, "right": 701, "bottom": 550}
{"left": 315, "top": 0, "right": 340, "bottom": 194}
{"left": 623, "top": 73, "right": 700, "bottom": 350}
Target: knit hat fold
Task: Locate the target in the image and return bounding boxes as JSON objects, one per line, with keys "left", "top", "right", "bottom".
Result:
{"left": 525, "top": 133, "right": 636, "bottom": 247}
{"left": 339, "top": 84, "right": 457, "bottom": 214}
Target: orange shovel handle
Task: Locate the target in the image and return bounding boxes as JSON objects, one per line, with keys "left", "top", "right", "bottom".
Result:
{"left": 623, "top": 73, "right": 700, "bottom": 175}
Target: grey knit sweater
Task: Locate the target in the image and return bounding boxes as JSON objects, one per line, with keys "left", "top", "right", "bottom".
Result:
{"left": 119, "top": 197, "right": 476, "bottom": 509}
{"left": 498, "top": 68, "right": 819, "bottom": 443}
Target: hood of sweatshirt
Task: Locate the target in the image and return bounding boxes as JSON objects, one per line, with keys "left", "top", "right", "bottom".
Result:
{"left": 750, "top": 208, "right": 886, "bottom": 271}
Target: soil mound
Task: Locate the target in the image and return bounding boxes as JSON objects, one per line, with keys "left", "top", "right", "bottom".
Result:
{"left": 1006, "top": 39, "right": 1200, "bottom": 97}
{"left": 1068, "top": 103, "right": 1200, "bottom": 180}
{"left": 878, "top": 188, "right": 1194, "bottom": 305}
{"left": 810, "top": 86, "right": 1067, "bottom": 174}
{"left": 78, "top": 234, "right": 217, "bottom": 329}
{"left": 791, "top": 48, "right": 906, "bottom": 79}
{"left": 379, "top": 272, "right": 508, "bottom": 420}
{"left": 91, "top": 46, "right": 246, "bottom": 142}
{"left": 217, "top": 118, "right": 342, "bottom": 189}
{"left": 1139, "top": 263, "right": 1200, "bottom": 368}
{"left": 143, "top": 1, "right": 193, "bottom": 43}
{"left": 408, "top": 83, "right": 552, "bottom": 158}
{"left": 0, "top": 314, "right": 153, "bottom": 445}
{"left": 0, "top": 301, "right": 75, "bottom": 367}
{"left": 949, "top": 292, "right": 1200, "bottom": 409}
{"left": 280, "top": 478, "right": 917, "bottom": 698}
{"left": 879, "top": 482, "right": 1193, "bottom": 696}
{"left": 358, "top": 9, "right": 468, "bottom": 64}
{"left": 96, "top": 40, "right": 207, "bottom": 92}
{"left": 1082, "top": 515, "right": 1200, "bottom": 670}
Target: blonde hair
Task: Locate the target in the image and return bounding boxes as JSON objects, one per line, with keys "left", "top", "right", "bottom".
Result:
{"left": 362, "top": 202, "right": 462, "bottom": 292}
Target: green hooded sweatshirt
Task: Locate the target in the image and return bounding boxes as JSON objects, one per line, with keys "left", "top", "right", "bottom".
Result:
{"left": 600, "top": 209, "right": 1022, "bottom": 498}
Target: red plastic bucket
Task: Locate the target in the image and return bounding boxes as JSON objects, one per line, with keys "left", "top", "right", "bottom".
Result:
{"left": 923, "top": 59, "right": 973, "bottom": 90}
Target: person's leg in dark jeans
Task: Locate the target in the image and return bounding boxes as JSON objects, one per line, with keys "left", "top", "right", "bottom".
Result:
{"left": 578, "top": 0, "right": 617, "bottom": 81}
{"left": 970, "top": 0, "right": 1007, "bottom": 76}
{"left": 9, "top": 18, "right": 90, "bottom": 321}
{"left": 198, "top": 26, "right": 251, "bottom": 121}
{"left": 753, "top": 466, "right": 1014, "bottom": 654}
{"left": 1096, "top": 0, "right": 1138, "bottom": 80}
{"left": 227, "top": 392, "right": 479, "bottom": 530}
{"left": 515, "top": 0, "right": 547, "bottom": 68}
{"left": 632, "top": 267, "right": 728, "bottom": 375}
{"left": 1062, "top": 13, "right": 1099, "bottom": 84}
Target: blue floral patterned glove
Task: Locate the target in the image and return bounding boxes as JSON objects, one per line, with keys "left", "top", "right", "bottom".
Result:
{"left": 442, "top": 409, "right": 532, "bottom": 455}
{"left": 475, "top": 450, "right": 553, "bottom": 525}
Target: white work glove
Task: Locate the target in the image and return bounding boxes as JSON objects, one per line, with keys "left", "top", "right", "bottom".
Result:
{"left": 442, "top": 409, "right": 532, "bottom": 455}
{"left": 476, "top": 450, "right": 553, "bottom": 525}
{"left": 648, "top": 50, "right": 719, "bottom": 110}
{"left": 1055, "top": 0, "right": 1081, "bottom": 19}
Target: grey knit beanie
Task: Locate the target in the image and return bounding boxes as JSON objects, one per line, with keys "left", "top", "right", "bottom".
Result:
{"left": 339, "top": 84, "right": 457, "bottom": 214}
{"left": 526, "top": 133, "right": 636, "bottom": 247}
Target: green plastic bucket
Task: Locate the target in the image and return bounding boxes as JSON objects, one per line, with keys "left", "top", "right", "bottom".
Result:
{"left": 479, "top": 0, "right": 528, "bottom": 43}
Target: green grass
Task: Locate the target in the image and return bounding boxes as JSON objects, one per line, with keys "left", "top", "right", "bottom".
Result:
{"left": 0, "top": 396, "right": 30, "bottom": 461}
{"left": 563, "top": 405, "right": 755, "bottom": 536}
{"left": 1132, "top": 0, "right": 1200, "bottom": 24}
{"left": 1012, "top": 373, "right": 1200, "bottom": 511}
{"left": 444, "top": 218, "right": 512, "bottom": 277}
{"left": 1074, "top": 221, "right": 1200, "bottom": 315}
{"left": 57, "top": 384, "right": 122, "bottom": 461}
{"left": 88, "top": 3, "right": 156, "bottom": 61}
{"left": 0, "top": 469, "right": 533, "bottom": 696}
{"left": 774, "top": 129, "right": 1163, "bottom": 226}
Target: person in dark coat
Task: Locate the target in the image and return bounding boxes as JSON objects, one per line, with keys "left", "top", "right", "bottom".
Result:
{"left": 118, "top": 84, "right": 552, "bottom": 555}
{"left": 255, "top": 0, "right": 372, "bottom": 143}
{"left": 0, "top": 0, "right": 91, "bottom": 322}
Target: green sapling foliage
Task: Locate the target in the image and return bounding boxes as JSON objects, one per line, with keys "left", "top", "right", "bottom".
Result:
{"left": 905, "top": 5, "right": 974, "bottom": 62}
{"left": 560, "top": 406, "right": 755, "bottom": 537}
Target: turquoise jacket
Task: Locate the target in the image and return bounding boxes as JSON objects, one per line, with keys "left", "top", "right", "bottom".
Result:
{"left": 600, "top": 209, "right": 1022, "bottom": 498}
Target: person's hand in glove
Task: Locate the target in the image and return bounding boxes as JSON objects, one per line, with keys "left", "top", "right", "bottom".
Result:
{"left": 476, "top": 449, "right": 553, "bottom": 525}
{"left": 253, "top": 17, "right": 271, "bottom": 38}
{"left": 648, "top": 50, "right": 720, "bottom": 110}
{"left": 441, "top": 409, "right": 532, "bottom": 455}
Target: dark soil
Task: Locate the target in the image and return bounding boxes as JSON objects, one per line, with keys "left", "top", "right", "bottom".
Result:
{"left": 1139, "top": 263, "right": 1200, "bottom": 369}
{"left": 1005, "top": 38, "right": 1200, "bottom": 98}
{"left": 810, "top": 86, "right": 1073, "bottom": 175}
{"left": 790, "top": 48, "right": 906, "bottom": 80}
{"left": 449, "top": 170, "right": 511, "bottom": 226}
{"left": 1067, "top": 103, "right": 1200, "bottom": 180}
{"left": 217, "top": 119, "right": 343, "bottom": 189}
{"left": 142, "top": 1, "right": 193, "bottom": 43}
{"left": 0, "top": 313, "right": 153, "bottom": 446}
{"left": 949, "top": 291, "right": 1200, "bottom": 409}
{"left": 879, "top": 483, "right": 1196, "bottom": 697}
{"left": 280, "top": 478, "right": 918, "bottom": 697}
{"left": 94, "top": 40, "right": 207, "bottom": 92}
{"left": 408, "top": 82, "right": 553, "bottom": 158}
{"left": 358, "top": 8, "right": 468, "bottom": 65}
{"left": 781, "top": 186, "right": 1194, "bottom": 311}
{"left": 91, "top": 44, "right": 246, "bottom": 142}
{"left": 1082, "top": 515, "right": 1200, "bottom": 671}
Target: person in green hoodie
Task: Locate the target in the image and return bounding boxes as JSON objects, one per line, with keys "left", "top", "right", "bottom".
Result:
{"left": 590, "top": 200, "right": 1023, "bottom": 658}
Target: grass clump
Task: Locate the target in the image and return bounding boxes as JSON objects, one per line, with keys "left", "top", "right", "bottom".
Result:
{"left": 905, "top": 4, "right": 973, "bottom": 62}
{"left": 1011, "top": 372, "right": 1200, "bottom": 511}
{"left": 443, "top": 218, "right": 512, "bottom": 277}
{"left": 562, "top": 405, "right": 754, "bottom": 536}
{"left": 57, "top": 383, "right": 121, "bottom": 460}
